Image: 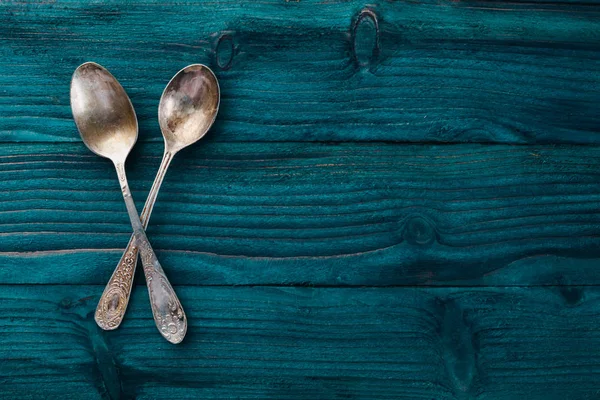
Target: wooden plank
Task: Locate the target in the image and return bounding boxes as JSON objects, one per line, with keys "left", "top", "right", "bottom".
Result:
{"left": 1, "top": 0, "right": 599, "bottom": 144}
{"left": 1, "top": 284, "right": 599, "bottom": 399}
{"left": 1, "top": 142, "right": 599, "bottom": 286}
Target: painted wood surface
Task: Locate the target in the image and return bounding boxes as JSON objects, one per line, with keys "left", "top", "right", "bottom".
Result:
{"left": 2, "top": 285, "right": 600, "bottom": 399}
{"left": 1, "top": 0, "right": 600, "bottom": 398}
{"left": 1, "top": 143, "right": 600, "bottom": 287}
{"left": 1, "top": 0, "right": 599, "bottom": 143}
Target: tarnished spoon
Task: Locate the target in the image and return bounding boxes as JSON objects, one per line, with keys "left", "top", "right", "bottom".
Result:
{"left": 93, "top": 65, "right": 220, "bottom": 333}
{"left": 70, "top": 62, "right": 188, "bottom": 344}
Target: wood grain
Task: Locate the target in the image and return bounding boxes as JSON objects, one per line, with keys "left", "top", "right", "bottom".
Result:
{"left": 1, "top": 142, "right": 599, "bottom": 286}
{"left": 1, "top": 0, "right": 599, "bottom": 143}
{"left": 1, "top": 284, "right": 599, "bottom": 399}
{"left": 2, "top": 0, "right": 600, "bottom": 397}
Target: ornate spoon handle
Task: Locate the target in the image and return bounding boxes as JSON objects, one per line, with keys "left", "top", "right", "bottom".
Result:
{"left": 94, "top": 233, "right": 139, "bottom": 330}
{"left": 135, "top": 231, "right": 186, "bottom": 344}
{"left": 95, "top": 154, "right": 179, "bottom": 337}
{"left": 113, "top": 160, "right": 185, "bottom": 343}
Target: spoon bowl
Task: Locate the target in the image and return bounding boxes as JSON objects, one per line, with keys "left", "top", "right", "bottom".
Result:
{"left": 70, "top": 62, "right": 138, "bottom": 163}
{"left": 158, "top": 64, "right": 220, "bottom": 153}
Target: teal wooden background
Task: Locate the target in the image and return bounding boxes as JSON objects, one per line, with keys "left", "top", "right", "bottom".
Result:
{"left": 1, "top": 0, "right": 600, "bottom": 398}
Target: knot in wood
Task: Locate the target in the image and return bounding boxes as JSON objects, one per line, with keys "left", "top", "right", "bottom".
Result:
{"left": 351, "top": 8, "right": 380, "bottom": 68}
{"left": 215, "top": 32, "right": 235, "bottom": 70}
{"left": 404, "top": 215, "right": 436, "bottom": 246}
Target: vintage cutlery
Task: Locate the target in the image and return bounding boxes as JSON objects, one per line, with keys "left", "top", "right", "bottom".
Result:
{"left": 94, "top": 64, "right": 220, "bottom": 332}
{"left": 70, "top": 62, "right": 187, "bottom": 343}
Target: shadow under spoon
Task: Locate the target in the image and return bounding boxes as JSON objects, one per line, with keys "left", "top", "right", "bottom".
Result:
{"left": 70, "top": 62, "right": 189, "bottom": 344}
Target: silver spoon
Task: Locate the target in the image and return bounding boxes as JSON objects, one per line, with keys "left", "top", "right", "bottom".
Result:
{"left": 93, "top": 65, "right": 220, "bottom": 333}
{"left": 70, "top": 62, "right": 188, "bottom": 344}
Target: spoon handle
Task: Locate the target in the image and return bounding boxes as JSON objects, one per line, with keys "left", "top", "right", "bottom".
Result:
{"left": 95, "top": 152, "right": 173, "bottom": 331}
{"left": 112, "top": 162, "right": 186, "bottom": 344}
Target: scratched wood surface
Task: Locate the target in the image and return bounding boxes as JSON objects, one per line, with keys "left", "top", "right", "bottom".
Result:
{"left": 1, "top": 0, "right": 599, "bottom": 143}
{"left": 1, "top": 0, "right": 600, "bottom": 399}
{"left": 2, "top": 285, "right": 600, "bottom": 399}
{"left": 2, "top": 143, "right": 600, "bottom": 287}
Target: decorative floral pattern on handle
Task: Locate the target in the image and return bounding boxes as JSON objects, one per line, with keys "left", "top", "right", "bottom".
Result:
{"left": 139, "top": 239, "right": 187, "bottom": 344}
{"left": 95, "top": 242, "right": 138, "bottom": 330}
{"left": 95, "top": 152, "right": 174, "bottom": 332}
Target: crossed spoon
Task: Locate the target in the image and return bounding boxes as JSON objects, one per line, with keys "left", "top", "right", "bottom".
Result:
{"left": 70, "top": 62, "right": 220, "bottom": 343}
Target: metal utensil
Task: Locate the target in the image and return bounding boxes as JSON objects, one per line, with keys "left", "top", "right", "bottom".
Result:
{"left": 70, "top": 62, "right": 187, "bottom": 344}
{"left": 93, "top": 64, "right": 220, "bottom": 332}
